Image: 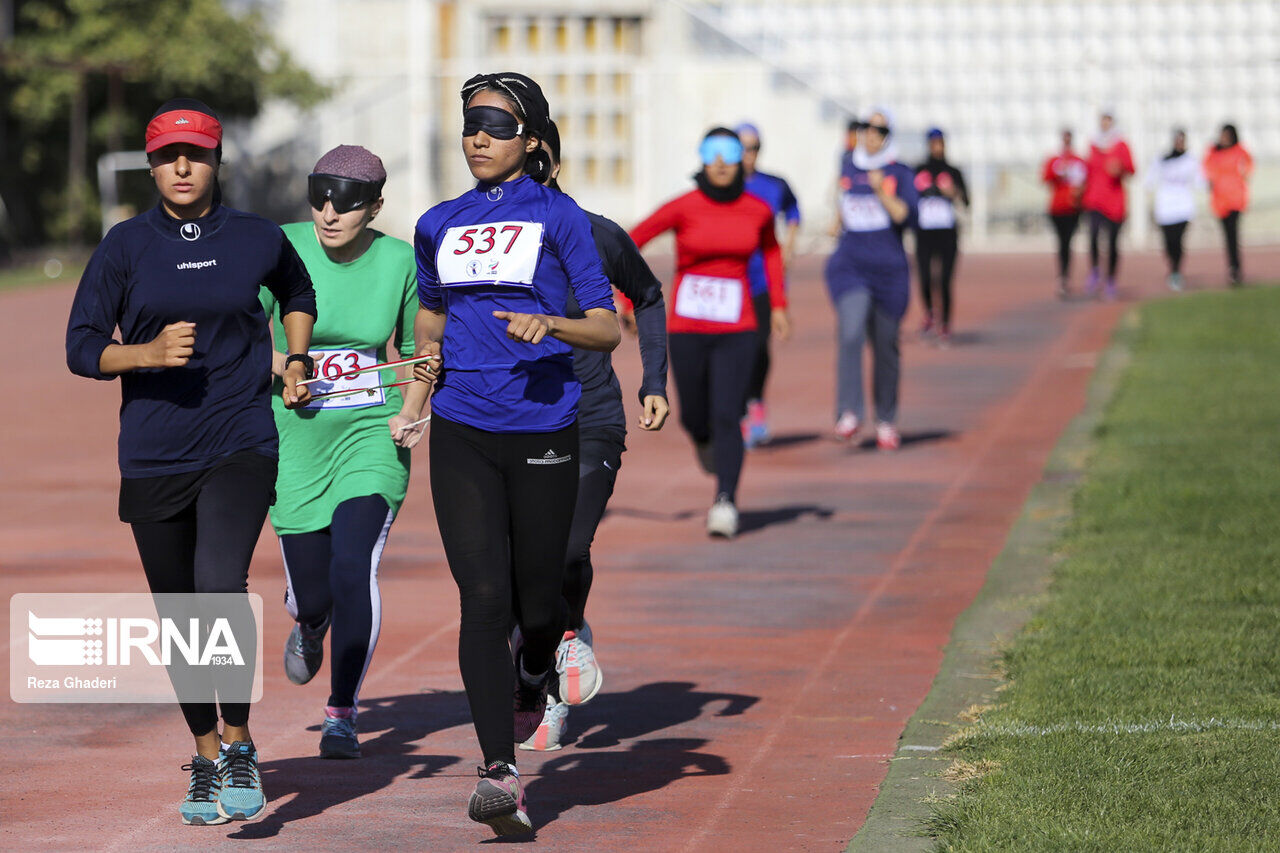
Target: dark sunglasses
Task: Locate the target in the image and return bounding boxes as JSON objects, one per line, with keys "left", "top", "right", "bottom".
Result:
{"left": 307, "top": 174, "right": 383, "bottom": 214}
{"left": 462, "top": 105, "right": 525, "bottom": 140}
{"left": 866, "top": 124, "right": 890, "bottom": 136}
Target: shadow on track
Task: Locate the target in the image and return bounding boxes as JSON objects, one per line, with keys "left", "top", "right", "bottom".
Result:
{"left": 751, "top": 431, "right": 823, "bottom": 450}
{"left": 523, "top": 738, "right": 730, "bottom": 832}
{"left": 227, "top": 689, "right": 471, "bottom": 839}
{"left": 737, "top": 503, "right": 835, "bottom": 535}
{"left": 569, "top": 681, "right": 758, "bottom": 750}
{"left": 855, "top": 429, "right": 954, "bottom": 451}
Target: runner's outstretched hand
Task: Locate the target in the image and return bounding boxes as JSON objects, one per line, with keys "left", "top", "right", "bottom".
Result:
{"left": 146, "top": 321, "right": 196, "bottom": 368}
{"left": 639, "top": 395, "right": 669, "bottom": 431}
{"left": 493, "top": 311, "right": 552, "bottom": 344}
{"left": 412, "top": 341, "right": 442, "bottom": 384}
{"left": 283, "top": 359, "right": 312, "bottom": 409}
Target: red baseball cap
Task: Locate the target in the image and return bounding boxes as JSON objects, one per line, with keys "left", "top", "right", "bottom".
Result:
{"left": 145, "top": 99, "right": 223, "bottom": 153}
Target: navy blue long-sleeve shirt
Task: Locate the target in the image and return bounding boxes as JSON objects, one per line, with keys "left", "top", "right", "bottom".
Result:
{"left": 67, "top": 203, "right": 316, "bottom": 478}
{"left": 566, "top": 211, "right": 668, "bottom": 439}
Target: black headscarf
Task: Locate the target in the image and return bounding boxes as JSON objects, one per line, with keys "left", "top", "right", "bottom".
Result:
{"left": 693, "top": 127, "right": 745, "bottom": 203}
{"left": 1217, "top": 123, "right": 1239, "bottom": 150}
{"left": 460, "top": 73, "right": 553, "bottom": 182}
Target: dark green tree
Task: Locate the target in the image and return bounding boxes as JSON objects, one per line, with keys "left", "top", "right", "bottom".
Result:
{"left": 0, "top": 0, "right": 328, "bottom": 248}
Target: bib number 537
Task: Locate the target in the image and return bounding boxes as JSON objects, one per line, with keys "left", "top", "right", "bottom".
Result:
{"left": 452, "top": 224, "right": 524, "bottom": 256}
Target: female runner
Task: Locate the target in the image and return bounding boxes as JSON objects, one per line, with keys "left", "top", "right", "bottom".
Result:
{"left": 827, "top": 110, "right": 918, "bottom": 450}
{"left": 630, "top": 127, "right": 790, "bottom": 538}
{"left": 412, "top": 73, "right": 619, "bottom": 835}
{"left": 261, "top": 145, "right": 430, "bottom": 759}
{"left": 66, "top": 98, "right": 316, "bottom": 825}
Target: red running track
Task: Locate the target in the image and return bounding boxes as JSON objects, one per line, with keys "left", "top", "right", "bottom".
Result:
{"left": 2, "top": 246, "right": 1275, "bottom": 850}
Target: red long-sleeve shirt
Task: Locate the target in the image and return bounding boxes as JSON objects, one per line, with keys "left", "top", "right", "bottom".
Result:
{"left": 1042, "top": 152, "right": 1086, "bottom": 216}
{"left": 628, "top": 188, "right": 786, "bottom": 335}
{"left": 1082, "top": 139, "right": 1135, "bottom": 222}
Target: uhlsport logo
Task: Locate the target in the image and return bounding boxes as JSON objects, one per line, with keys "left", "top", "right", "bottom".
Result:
{"left": 27, "top": 610, "right": 244, "bottom": 667}
{"left": 180, "top": 222, "right": 201, "bottom": 241}
{"left": 527, "top": 448, "right": 572, "bottom": 465}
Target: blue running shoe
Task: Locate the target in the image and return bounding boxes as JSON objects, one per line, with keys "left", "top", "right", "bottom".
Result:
{"left": 216, "top": 741, "right": 266, "bottom": 821}
{"left": 320, "top": 706, "right": 361, "bottom": 759}
{"left": 179, "top": 755, "right": 227, "bottom": 825}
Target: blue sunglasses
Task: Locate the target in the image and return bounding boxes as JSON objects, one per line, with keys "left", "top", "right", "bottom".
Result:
{"left": 699, "top": 135, "right": 744, "bottom": 166}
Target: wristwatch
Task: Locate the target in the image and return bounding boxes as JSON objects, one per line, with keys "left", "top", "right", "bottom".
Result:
{"left": 285, "top": 352, "right": 315, "bottom": 380}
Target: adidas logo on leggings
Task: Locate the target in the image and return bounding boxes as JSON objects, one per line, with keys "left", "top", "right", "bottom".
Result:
{"left": 526, "top": 449, "right": 571, "bottom": 465}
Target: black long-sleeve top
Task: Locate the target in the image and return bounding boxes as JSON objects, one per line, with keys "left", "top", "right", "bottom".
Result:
{"left": 565, "top": 211, "right": 668, "bottom": 439}
{"left": 66, "top": 203, "right": 316, "bottom": 478}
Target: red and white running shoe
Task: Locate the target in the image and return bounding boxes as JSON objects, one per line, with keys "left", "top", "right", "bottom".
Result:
{"left": 876, "top": 422, "right": 901, "bottom": 451}
{"left": 556, "top": 621, "right": 602, "bottom": 706}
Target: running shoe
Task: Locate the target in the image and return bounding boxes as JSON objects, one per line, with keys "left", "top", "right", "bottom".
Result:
{"left": 1084, "top": 267, "right": 1100, "bottom": 296}
{"left": 1056, "top": 275, "right": 1069, "bottom": 299}
{"left": 283, "top": 612, "right": 329, "bottom": 685}
{"left": 937, "top": 323, "right": 952, "bottom": 348}
{"left": 1168, "top": 272, "right": 1184, "bottom": 292}
{"left": 876, "top": 422, "right": 901, "bottom": 451}
{"left": 1104, "top": 278, "right": 1117, "bottom": 302}
{"left": 319, "top": 706, "right": 360, "bottom": 759}
{"left": 514, "top": 664, "right": 552, "bottom": 744}
{"left": 834, "top": 412, "right": 859, "bottom": 441}
{"left": 556, "top": 621, "right": 602, "bottom": 706}
{"left": 468, "top": 761, "right": 531, "bottom": 836}
{"left": 518, "top": 700, "right": 569, "bottom": 752}
{"left": 918, "top": 315, "right": 934, "bottom": 337}
{"left": 1229, "top": 267, "right": 1243, "bottom": 287}
{"left": 744, "top": 400, "right": 770, "bottom": 448}
{"left": 179, "top": 755, "right": 227, "bottom": 826}
{"left": 694, "top": 441, "right": 715, "bottom": 474}
{"left": 706, "top": 494, "right": 739, "bottom": 539}
{"left": 216, "top": 741, "right": 265, "bottom": 822}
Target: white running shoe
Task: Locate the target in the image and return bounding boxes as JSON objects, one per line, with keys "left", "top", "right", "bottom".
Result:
{"left": 706, "top": 495, "right": 739, "bottom": 539}
{"left": 835, "top": 412, "right": 859, "bottom": 441}
{"left": 876, "top": 422, "right": 901, "bottom": 451}
{"left": 555, "top": 621, "right": 602, "bottom": 706}
{"left": 518, "top": 700, "right": 569, "bottom": 752}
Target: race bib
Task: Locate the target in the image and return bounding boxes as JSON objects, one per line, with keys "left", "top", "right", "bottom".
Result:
{"left": 436, "top": 221, "right": 543, "bottom": 288}
{"left": 674, "top": 274, "right": 744, "bottom": 324}
{"left": 917, "top": 196, "right": 956, "bottom": 230}
{"left": 840, "top": 193, "right": 892, "bottom": 232}
{"left": 304, "top": 348, "right": 385, "bottom": 410}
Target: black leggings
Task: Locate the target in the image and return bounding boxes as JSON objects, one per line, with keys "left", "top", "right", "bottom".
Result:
{"left": 130, "top": 457, "right": 274, "bottom": 736}
{"left": 669, "top": 331, "right": 757, "bottom": 502}
{"left": 429, "top": 415, "right": 578, "bottom": 766}
{"left": 1088, "top": 211, "right": 1123, "bottom": 278}
{"left": 1050, "top": 213, "right": 1080, "bottom": 278}
{"left": 916, "top": 228, "right": 958, "bottom": 325}
{"left": 1220, "top": 211, "right": 1242, "bottom": 275}
{"left": 747, "top": 292, "right": 772, "bottom": 403}
{"left": 562, "top": 431, "right": 624, "bottom": 631}
{"left": 280, "top": 495, "right": 393, "bottom": 709}
{"left": 1160, "top": 222, "right": 1189, "bottom": 274}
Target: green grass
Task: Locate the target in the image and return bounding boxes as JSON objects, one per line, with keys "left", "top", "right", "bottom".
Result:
{"left": 0, "top": 260, "right": 83, "bottom": 291}
{"left": 930, "top": 286, "right": 1280, "bottom": 852}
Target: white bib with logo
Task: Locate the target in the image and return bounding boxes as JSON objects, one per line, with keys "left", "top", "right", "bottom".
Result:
{"left": 304, "top": 348, "right": 385, "bottom": 410}
{"left": 674, "top": 274, "right": 744, "bottom": 324}
{"left": 917, "top": 196, "right": 957, "bottom": 230}
{"left": 840, "top": 193, "right": 892, "bottom": 233}
{"left": 436, "top": 221, "right": 543, "bottom": 288}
